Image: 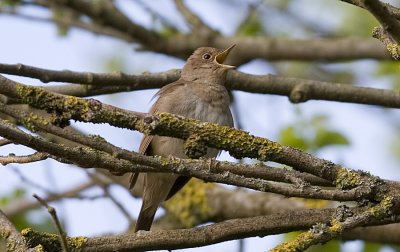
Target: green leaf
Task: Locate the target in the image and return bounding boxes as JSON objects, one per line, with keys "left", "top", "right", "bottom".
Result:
{"left": 314, "top": 129, "right": 350, "bottom": 149}
{"left": 279, "top": 126, "right": 309, "bottom": 151}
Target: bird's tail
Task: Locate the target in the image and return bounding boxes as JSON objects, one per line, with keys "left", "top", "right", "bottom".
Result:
{"left": 135, "top": 203, "right": 157, "bottom": 232}
{"left": 134, "top": 173, "right": 178, "bottom": 231}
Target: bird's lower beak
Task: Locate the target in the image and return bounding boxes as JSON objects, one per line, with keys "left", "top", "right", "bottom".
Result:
{"left": 215, "top": 44, "right": 236, "bottom": 69}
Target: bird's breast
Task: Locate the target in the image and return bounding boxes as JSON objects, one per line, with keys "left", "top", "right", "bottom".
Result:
{"left": 157, "top": 83, "right": 232, "bottom": 127}
{"left": 187, "top": 85, "right": 231, "bottom": 126}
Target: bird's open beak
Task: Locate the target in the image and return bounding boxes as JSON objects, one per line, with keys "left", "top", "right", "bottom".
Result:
{"left": 215, "top": 44, "right": 236, "bottom": 69}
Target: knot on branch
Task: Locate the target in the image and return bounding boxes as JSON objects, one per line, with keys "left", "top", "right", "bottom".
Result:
{"left": 289, "top": 83, "right": 311, "bottom": 103}
{"left": 184, "top": 133, "right": 207, "bottom": 158}
{"left": 137, "top": 114, "right": 161, "bottom": 136}
{"left": 332, "top": 205, "right": 354, "bottom": 222}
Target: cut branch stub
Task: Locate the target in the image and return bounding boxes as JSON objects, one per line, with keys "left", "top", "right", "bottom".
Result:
{"left": 289, "top": 83, "right": 311, "bottom": 103}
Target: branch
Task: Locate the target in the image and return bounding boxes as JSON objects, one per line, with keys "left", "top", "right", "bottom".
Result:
{"left": 0, "top": 152, "right": 49, "bottom": 165}
{"left": 3, "top": 181, "right": 98, "bottom": 217}
{"left": 0, "top": 118, "right": 360, "bottom": 202}
{"left": 174, "top": 0, "right": 216, "bottom": 36}
{"left": 7, "top": 1, "right": 393, "bottom": 62}
{"left": 0, "top": 138, "right": 13, "bottom": 146}
{"left": 343, "top": 0, "right": 400, "bottom": 60}
{"left": 2, "top": 64, "right": 400, "bottom": 109}
{"left": 372, "top": 26, "right": 400, "bottom": 60}
{"left": 362, "top": 0, "right": 400, "bottom": 43}
{"left": 271, "top": 197, "right": 396, "bottom": 251}
{"left": 21, "top": 206, "right": 400, "bottom": 251}
{"left": 33, "top": 194, "right": 69, "bottom": 252}
{"left": 0, "top": 100, "right": 330, "bottom": 187}
{"left": 0, "top": 76, "right": 390, "bottom": 199}
{"left": 18, "top": 208, "right": 343, "bottom": 251}
{"left": 35, "top": 0, "right": 160, "bottom": 45}
{"left": 342, "top": 223, "right": 400, "bottom": 244}
{"left": 0, "top": 209, "right": 33, "bottom": 252}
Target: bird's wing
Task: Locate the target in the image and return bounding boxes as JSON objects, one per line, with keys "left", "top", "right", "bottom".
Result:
{"left": 128, "top": 134, "right": 153, "bottom": 189}
{"left": 128, "top": 108, "right": 159, "bottom": 190}
{"left": 129, "top": 81, "right": 185, "bottom": 190}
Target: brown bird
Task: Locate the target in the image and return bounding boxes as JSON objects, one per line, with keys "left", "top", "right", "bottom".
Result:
{"left": 130, "top": 45, "right": 235, "bottom": 231}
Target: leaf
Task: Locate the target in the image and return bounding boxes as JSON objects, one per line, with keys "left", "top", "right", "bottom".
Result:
{"left": 279, "top": 126, "right": 309, "bottom": 151}
{"left": 314, "top": 128, "right": 350, "bottom": 149}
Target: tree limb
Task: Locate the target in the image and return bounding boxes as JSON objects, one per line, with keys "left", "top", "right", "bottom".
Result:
{"left": 0, "top": 152, "right": 49, "bottom": 165}
{"left": 0, "top": 209, "right": 33, "bottom": 252}
{"left": 33, "top": 194, "right": 69, "bottom": 252}
{"left": 2, "top": 65, "right": 400, "bottom": 108}
{"left": 0, "top": 118, "right": 362, "bottom": 201}
{"left": 21, "top": 206, "right": 400, "bottom": 252}
{"left": 0, "top": 76, "right": 389, "bottom": 200}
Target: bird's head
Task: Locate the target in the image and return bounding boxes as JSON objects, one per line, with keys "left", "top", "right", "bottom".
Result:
{"left": 180, "top": 44, "right": 236, "bottom": 84}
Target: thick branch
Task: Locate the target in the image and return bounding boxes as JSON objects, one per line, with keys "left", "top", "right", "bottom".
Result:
{"left": 0, "top": 118, "right": 359, "bottom": 201}
{"left": 0, "top": 101, "right": 332, "bottom": 188}
{"left": 272, "top": 197, "right": 397, "bottom": 251}
{"left": 2, "top": 64, "right": 400, "bottom": 108}
{"left": 0, "top": 209, "right": 32, "bottom": 252}
{"left": 0, "top": 76, "right": 387, "bottom": 199}
{"left": 21, "top": 206, "right": 400, "bottom": 252}
{"left": 7, "top": 1, "right": 393, "bottom": 62}
{"left": 36, "top": 0, "right": 160, "bottom": 45}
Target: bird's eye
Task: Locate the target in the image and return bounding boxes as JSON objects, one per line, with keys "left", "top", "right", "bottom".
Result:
{"left": 202, "top": 53, "right": 211, "bottom": 60}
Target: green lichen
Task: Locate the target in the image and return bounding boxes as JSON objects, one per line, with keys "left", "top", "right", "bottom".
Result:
{"left": 184, "top": 134, "right": 207, "bottom": 158}
{"left": 68, "top": 236, "right": 88, "bottom": 250}
{"left": 386, "top": 43, "right": 400, "bottom": 60}
{"left": 164, "top": 179, "right": 214, "bottom": 228}
{"left": 369, "top": 196, "right": 394, "bottom": 218}
{"left": 87, "top": 134, "right": 107, "bottom": 143}
{"left": 21, "top": 228, "right": 88, "bottom": 251}
{"left": 335, "top": 167, "right": 362, "bottom": 189}
{"left": 21, "top": 113, "right": 50, "bottom": 133}
{"left": 155, "top": 113, "right": 282, "bottom": 161}
{"left": 15, "top": 84, "right": 94, "bottom": 127}
{"left": 328, "top": 218, "right": 343, "bottom": 234}
{"left": 33, "top": 244, "right": 45, "bottom": 252}
{"left": 270, "top": 231, "right": 315, "bottom": 252}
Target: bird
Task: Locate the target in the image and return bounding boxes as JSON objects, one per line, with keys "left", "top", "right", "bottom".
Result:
{"left": 130, "top": 45, "right": 235, "bottom": 231}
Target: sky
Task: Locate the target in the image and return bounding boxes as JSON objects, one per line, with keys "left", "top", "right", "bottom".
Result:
{"left": 1, "top": 1, "right": 400, "bottom": 251}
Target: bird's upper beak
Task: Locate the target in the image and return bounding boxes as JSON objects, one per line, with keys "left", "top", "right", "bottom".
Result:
{"left": 215, "top": 44, "right": 236, "bottom": 69}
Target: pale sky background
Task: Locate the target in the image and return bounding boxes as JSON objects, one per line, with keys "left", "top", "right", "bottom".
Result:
{"left": 1, "top": 1, "right": 400, "bottom": 251}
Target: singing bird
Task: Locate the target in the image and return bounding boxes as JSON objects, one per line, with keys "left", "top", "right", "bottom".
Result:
{"left": 130, "top": 45, "right": 235, "bottom": 231}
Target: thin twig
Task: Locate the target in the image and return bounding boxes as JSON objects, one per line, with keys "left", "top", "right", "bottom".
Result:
{"left": 2, "top": 64, "right": 400, "bottom": 109}
{"left": 33, "top": 194, "right": 69, "bottom": 252}
{"left": 87, "top": 172, "right": 134, "bottom": 222}
{"left": 3, "top": 181, "right": 98, "bottom": 217}
{"left": 174, "top": 0, "right": 216, "bottom": 36}
{"left": 10, "top": 165, "right": 53, "bottom": 194}
{"left": 0, "top": 152, "right": 49, "bottom": 165}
